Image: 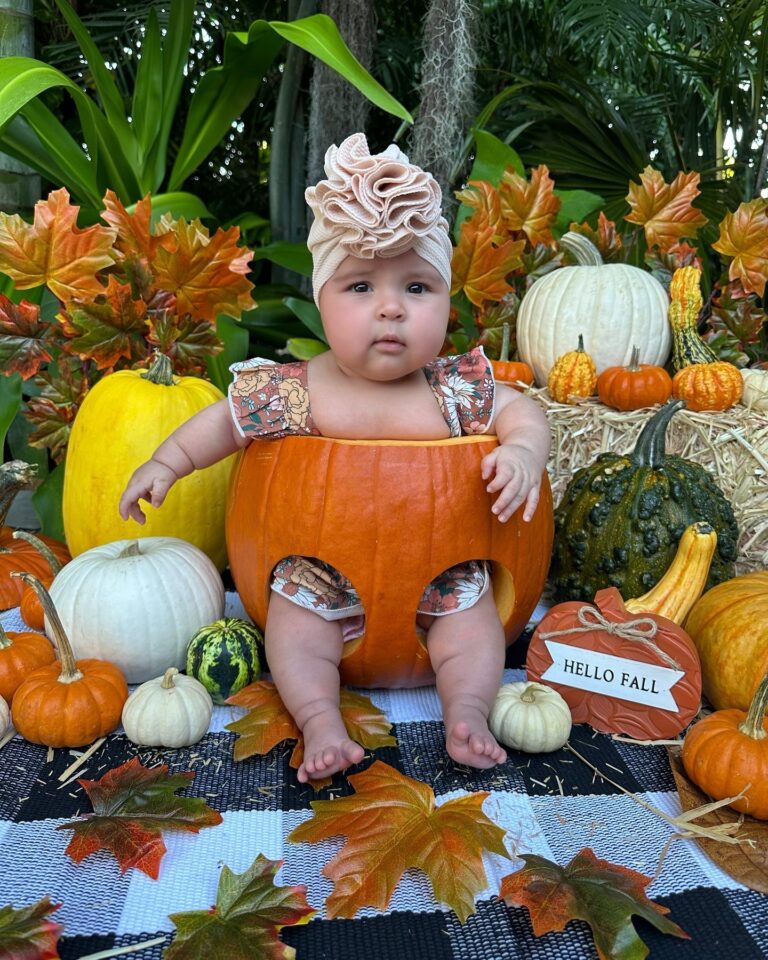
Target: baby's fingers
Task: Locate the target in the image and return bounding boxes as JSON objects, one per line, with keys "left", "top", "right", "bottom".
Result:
{"left": 521, "top": 482, "right": 542, "bottom": 523}
{"left": 480, "top": 449, "right": 499, "bottom": 482}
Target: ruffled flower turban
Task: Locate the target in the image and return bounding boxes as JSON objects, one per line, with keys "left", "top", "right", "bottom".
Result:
{"left": 306, "top": 133, "right": 453, "bottom": 304}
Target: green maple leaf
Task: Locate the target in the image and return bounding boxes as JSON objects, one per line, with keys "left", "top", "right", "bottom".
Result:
{"left": 165, "top": 854, "right": 314, "bottom": 960}
{"left": 0, "top": 896, "right": 63, "bottom": 960}
{"left": 146, "top": 311, "right": 223, "bottom": 375}
{"left": 500, "top": 848, "right": 689, "bottom": 960}
{"left": 58, "top": 757, "right": 222, "bottom": 879}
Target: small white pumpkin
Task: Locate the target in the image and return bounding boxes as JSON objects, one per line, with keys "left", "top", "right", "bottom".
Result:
{"left": 0, "top": 696, "right": 10, "bottom": 738}
{"left": 516, "top": 232, "right": 671, "bottom": 386}
{"left": 48, "top": 536, "right": 224, "bottom": 683}
{"left": 122, "top": 667, "right": 213, "bottom": 747}
{"left": 740, "top": 367, "right": 768, "bottom": 412}
{"left": 489, "top": 681, "right": 572, "bottom": 752}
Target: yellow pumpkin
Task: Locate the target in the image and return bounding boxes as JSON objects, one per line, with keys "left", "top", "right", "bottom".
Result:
{"left": 226, "top": 434, "right": 554, "bottom": 688}
{"left": 684, "top": 571, "right": 768, "bottom": 711}
{"left": 63, "top": 353, "right": 236, "bottom": 570}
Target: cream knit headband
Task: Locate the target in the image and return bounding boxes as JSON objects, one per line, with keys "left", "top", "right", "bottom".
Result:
{"left": 305, "top": 133, "right": 453, "bottom": 304}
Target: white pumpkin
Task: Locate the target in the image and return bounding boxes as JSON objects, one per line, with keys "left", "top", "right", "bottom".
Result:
{"left": 122, "top": 667, "right": 213, "bottom": 747}
{"left": 516, "top": 232, "right": 671, "bottom": 386}
{"left": 489, "top": 681, "right": 572, "bottom": 752}
{"left": 0, "top": 696, "right": 9, "bottom": 738}
{"left": 740, "top": 367, "right": 768, "bottom": 412}
{"left": 48, "top": 537, "right": 224, "bottom": 683}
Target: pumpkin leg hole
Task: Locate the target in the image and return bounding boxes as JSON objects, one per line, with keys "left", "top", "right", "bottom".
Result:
{"left": 269, "top": 556, "right": 367, "bottom": 660}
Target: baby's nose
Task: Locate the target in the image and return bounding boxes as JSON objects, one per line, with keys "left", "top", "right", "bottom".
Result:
{"left": 376, "top": 295, "right": 404, "bottom": 319}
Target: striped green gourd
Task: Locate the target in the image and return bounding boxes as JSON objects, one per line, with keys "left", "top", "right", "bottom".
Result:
{"left": 185, "top": 617, "right": 262, "bottom": 703}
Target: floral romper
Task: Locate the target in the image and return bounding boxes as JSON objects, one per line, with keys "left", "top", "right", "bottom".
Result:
{"left": 228, "top": 346, "right": 497, "bottom": 640}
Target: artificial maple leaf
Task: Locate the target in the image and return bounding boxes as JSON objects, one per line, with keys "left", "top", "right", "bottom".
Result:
{"left": 499, "top": 164, "right": 561, "bottom": 246}
{"left": 569, "top": 212, "right": 624, "bottom": 262}
{"left": 166, "top": 854, "right": 314, "bottom": 960}
{"left": 152, "top": 217, "right": 254, "bottom": 323}
{"left": 226, "top": 681, "right": 396, "bottom": 790}
{"left": 0, "top": 896, "right": 62, "bottom": 960}
{"left": 146, "top": 312, "right": 222, "bottom": 376}
{"left": 625, "top": 166, "right": 708, "bottom": 252}
{"left": 101, "top": 189, "right": 156, "bottom": 262}
{"left": 0, "top": 295, "right": 53, "bottom": 379}
{"left": 0, "top": 187, "right": 116, "bottom": 301}
{"left": 710, "top": 287, "right": 767, "bottom": 346}
{"left": 712, "top": 198, "right": 768, "bottom": 297}
{"left": 454, "top": 181, "right": 506, "bottom": 240}
{"left": 24, "top": 396, "right": 78, "bottom": 463}
{"left": 63, "top": 276, "right": 149, "bottom": 369}
{"left": 644, "top": 241, "right": 702, "bottom": 288}
{"left": 451, "top": 200, "right": 523, "bottom": 306}
{"left": 57, "top": 757, "right": 222, "bottom": 879}
{"left": 500, "top": 848, "right": 689, "bottom": 960}
{"left": 287, "top": 759, "right": 508, "bottom": 922}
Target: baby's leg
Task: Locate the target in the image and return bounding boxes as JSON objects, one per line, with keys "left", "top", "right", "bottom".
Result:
{"left": 424, "top": 588, "right": 507, "bottom": 768}
{"left": 265, "top": 592, "right": 364, "bottom": 782}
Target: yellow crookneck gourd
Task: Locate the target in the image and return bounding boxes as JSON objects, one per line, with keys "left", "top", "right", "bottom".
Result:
{"left": 668, "top": 267, "right": 742, "bottom": 412}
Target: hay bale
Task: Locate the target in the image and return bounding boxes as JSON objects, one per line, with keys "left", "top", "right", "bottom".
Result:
{"left": 531, "top": 391, "right": 768, "bottom": 576}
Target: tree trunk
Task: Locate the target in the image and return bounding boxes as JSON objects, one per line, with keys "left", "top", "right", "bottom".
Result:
{"left": 0, "top": 0, "right": 40, "bottom": 216}
{"left": 408, "top": 0, "right": 479, "bottom": 215}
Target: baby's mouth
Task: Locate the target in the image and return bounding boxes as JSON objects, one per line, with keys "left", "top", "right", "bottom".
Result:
{"left": 375, "top": 334, "right": 405, "bottom": 345}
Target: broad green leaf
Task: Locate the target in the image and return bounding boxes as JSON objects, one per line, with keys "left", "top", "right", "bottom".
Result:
{"left": 0, "top": 57, "right": 79, "bottom": 128}
{"left": 285, "top": 337, "right": 328, "bottom": 360}
{"left": 154, "top": 0, "right": 196, "bottom": 193}
{"left": 170, "top": 15, "right": 411, "bottom": 191}
{"left": 553, "top": 190, "right": 605, "bottom": 238}
{"left": 130, "top": 192, "right": 213, "bottom": 225}
{"left": 283, "top": 296, "right": 326, "bottom": 341}
{"left": 132, "top": 8, "right": 164, "bottom": 189}
{"left": 251, "top": 242, "right": 313, "bottom": 277}
{"left": 0, "top": 372, "right": 22, "bottom": 453}
{"left": 453, "top": 129, "right": 525, "bottom": 238}
{"left": 205, "top": 314, "right": 251, "bottom": 395}
{"left": 31, "top": 461, "right": 65, "bottom": 541}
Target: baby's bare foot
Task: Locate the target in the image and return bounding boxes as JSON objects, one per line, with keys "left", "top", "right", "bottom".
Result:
{"left": 446, "top": 716, "right": 507, "bottom": 769}
{"left": 298, "top": 710, "right": 365, "bottom": 783}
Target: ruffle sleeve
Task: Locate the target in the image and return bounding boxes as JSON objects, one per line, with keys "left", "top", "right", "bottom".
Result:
{"left": 424, "top": 346, "right": 496, "bottom": 436}
{"left": 227, "top": 358, "right": 319, "bottom": 439}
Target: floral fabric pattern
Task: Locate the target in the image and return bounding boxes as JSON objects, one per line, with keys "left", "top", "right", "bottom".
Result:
{"left": 228, "top": 357, "right": 319, "bottom": 438}
{"left": 424, "top": 346, "right": 495, "bottom": 436}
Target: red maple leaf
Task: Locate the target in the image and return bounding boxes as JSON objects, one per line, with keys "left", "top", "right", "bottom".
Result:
{"left": 0, "top": 295, "right": 53, "bottom": 379}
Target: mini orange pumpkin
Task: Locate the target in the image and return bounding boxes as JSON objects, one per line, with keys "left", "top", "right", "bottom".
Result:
{"left": 226, "top": 435, "right": 554, "bottom": 688}
{"left": 14, "top": 531, "right": 65, "bottom": 630}
{"left": 547, "top": 334, "right": 597, "bottom": 403}
{"left": 10, "top": 573, "right": 128, "bottom": 747}
{"left": 490, "top": 322, "right": 534, "bottom": 391}
{"left": 682, "top": 667, "right": 768, "bottom": 820}
{"left": 0, "top": 622, "right": 56, "bottom": 702}
{"left": 597, "top": 346, "right": 673, "bottom": 410}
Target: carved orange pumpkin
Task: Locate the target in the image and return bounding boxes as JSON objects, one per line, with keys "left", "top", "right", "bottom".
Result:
{"left": 226, "top": 435, "right": 554, "bottom": 687}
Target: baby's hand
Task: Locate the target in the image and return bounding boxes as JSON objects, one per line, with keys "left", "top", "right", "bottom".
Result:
{"left": 118, "top": 459, "right": 178, "bottom": 524}
{"left": 481, "top": 444, "right": 542, "bottom": 523}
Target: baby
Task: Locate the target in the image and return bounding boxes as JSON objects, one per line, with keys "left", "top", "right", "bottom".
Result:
{"left": 119, "top": 133, "right": 551, "bottom": 782}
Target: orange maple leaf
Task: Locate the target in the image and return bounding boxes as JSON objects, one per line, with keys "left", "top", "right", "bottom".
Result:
{"left": 625, "top": 166, "right": 708, "bottom": 252}
{"left": 454, "top": 180, "right": 506, "bottom": 240}
{"left": 451, "top": 189, "right": 523, "bottom": 306}
{"left": 101, "top": 190, "right": 157, "bottom": 262}
{"left": 569, "top": 212, "right": 624, "bottom": 262}
{"left": 0, "top": 295, "right": 53, "bottom": 379}
{"left": 712, "top": 198, "right": 768, "bottom": 298}
{"left": 499, "top": 164, "right": 561, "bottom": 245}
{"left": 287, "top": 760, "right": 508, "bottom": 922}
{"left": 226, "top": 680, "right": 396, "bottom": 790}
{"left": 0, "top": 188, "right": 116, "bottom": 301}
{"left": 152, "top": 216, "right": 254, "bottom": 323}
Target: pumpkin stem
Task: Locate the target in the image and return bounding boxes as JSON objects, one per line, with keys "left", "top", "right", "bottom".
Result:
{"left": 161, "top": 667, "right": 179, "bottom": 689}
{"left": 627, "top": 346, "right": 641, "bottom": 371}
{"left": 119, "top": 541, "right": 142, "bottom": 558}
{"left": 500, "top": 321, "right": 511, "bottom": 363}
{"left": 140, "top": 351, "right": 176, "bottom": 387}
{"left": 559, "top": 231, "right": 603, "bottom": 266}
{"left": 10, "top": 572, "right": 82, "bottom": 683}
{"left": 0, "top": 624, "right": 11, "bottom": 648}
{"left": 11, "top": 530, "right": 63, "bottom": 576}
{"left": 0, "top": 460, "right": 38, "bottom": 531}
{"left": 521, "top": 686, "right": 538, "bottom": 703}
{"left": 738, "top": 670, "right": 768, "bottom": 741}
{"left": 576, "top": 333, "right": 586, "bottom": 353}
{"left": 630, "top": 398, "right": 685, "bottom": 469}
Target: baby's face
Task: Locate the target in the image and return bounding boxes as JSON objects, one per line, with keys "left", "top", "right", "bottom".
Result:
{"left": 318, "top": 249, "right": 450, "bottom": 382}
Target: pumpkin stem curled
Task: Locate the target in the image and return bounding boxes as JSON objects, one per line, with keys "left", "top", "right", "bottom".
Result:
{"left": 0, "top": 460, "right": 38, "bottom": 530}
{"left": 11, "top": 530, "right": 63, "bottom": 576}
{"left": 140, "top": 351, "right": 176, "bottom": 387}
{"left": 559, "top": 231, "right": 603, "bottom": 266}
{"left": 521, "top": 686, "right": 538, "bottom": 703}
{"left": 631, "top": 399, "right": 685, "bottom": 469}
{"left": 10, "top": 572, "right": 81, "bottom": 683}
{"left": 738, "top": 670, "right": 768, "bottom": 741}
{"left": 119, "top": 541, "right": 142, "bottom": 558}
{"left": 161, "top": 667, "right": 179, "bottom": 689}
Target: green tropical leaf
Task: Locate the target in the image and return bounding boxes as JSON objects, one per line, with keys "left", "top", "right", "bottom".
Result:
{"left": 454, "top": 129, "right": 526, "bottom": 238}
{"left": 285, "top": 337, "right": 328, "bottom": 360}
{"left": 251, "top": 242, "right": 313, "bottom": 277}
{"left": 131, "top": 192, "right": 213, "bottom": 224}
{"left": 31, "top": 460, "right": 65, "bottom": 541}
{"left": 205, "top": 315, "right": 251, "bottom": 395}
{"left": 131, "top": 8, "right": 164, "bottom": 190}
{"left": 283, "top": 296, "right": 326, "bottom": 342}
{"left": 0, "top": 372, "right": 22, "bottom": 453}
{"left": 553, "top": 189, "right": 605, "bottom": 237}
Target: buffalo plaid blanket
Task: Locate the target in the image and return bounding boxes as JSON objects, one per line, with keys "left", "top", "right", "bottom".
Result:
{"left": 1, "top": 597, "right": 766, "bottom": 960}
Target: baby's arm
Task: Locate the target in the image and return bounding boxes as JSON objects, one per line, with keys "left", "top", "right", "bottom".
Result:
{"left": 482, "top": 386, "right": 551, "bottom": 523}
{"left": 119, "top": 398, "right": 250, "bottom": 524}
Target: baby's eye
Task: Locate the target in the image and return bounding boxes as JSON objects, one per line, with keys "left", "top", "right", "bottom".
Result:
{"left": 407, "top": 282, "right": 427, "bottom": 294}
{"left": 350, "top": 281, "right": 370, "bottom": 293}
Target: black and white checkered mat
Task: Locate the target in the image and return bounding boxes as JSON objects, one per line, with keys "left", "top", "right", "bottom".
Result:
{"left": 1, "top": 600, "right": 766, "bottom": 960}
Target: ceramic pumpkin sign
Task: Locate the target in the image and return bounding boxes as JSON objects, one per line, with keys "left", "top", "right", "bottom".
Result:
{"left": 526, "top": 587, "right": 701, "bottom": 739}
{"left": 227, "top": 434, "right": 554, "bottom": 688}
